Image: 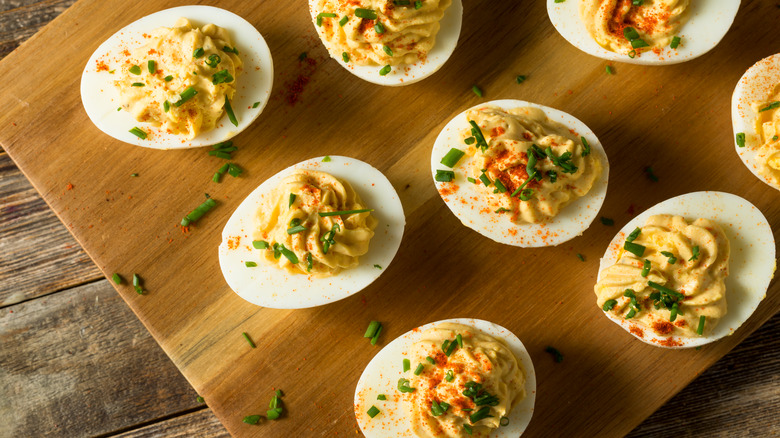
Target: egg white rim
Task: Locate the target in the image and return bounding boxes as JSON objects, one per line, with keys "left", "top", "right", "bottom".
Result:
{"left": 596, "top": 191, "right": 775, "bottom": 349}
{"left": 218, "top": 156, "right": 405, "bottom": 309}
{"left": 354, "top": 318, "right": 536, "bottom": 437}
{"left": 81, "top": 5, "right": 274, "bottom": 149}
{"left": 431, "top": 99, "right": 610, "bottom": 247}
{"left": 308, "top": 0, "right": 463, "bottom": 86}
{"left": 546, "top": 0, "right": 740, "bottom": 65}
{"left": 731, "top": 52, "right": 780, "bottom": 192}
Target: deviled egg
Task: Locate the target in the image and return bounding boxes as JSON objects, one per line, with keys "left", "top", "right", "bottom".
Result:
{"left": 309, "top": 0, "right": 463, "bottom": 86}
{"left": 595, "top": 192, "right": 774, "bottom": 348}
{"left": 354, "top": 318, "right": 536, "bottom": 437}
{"left": 218, "top": 156, "right": 405, "bottom": 309}
{"left": 431, "top": 100, "right": 609, "bottom": 247}
{"left": 732, "top": 52, "right": 780, "bottom": 191}
{"left": 547, "top": 0, "right": 740, "bottom": 65}
{"left": 81, "top": 6, "right": 274, "bottom": 149}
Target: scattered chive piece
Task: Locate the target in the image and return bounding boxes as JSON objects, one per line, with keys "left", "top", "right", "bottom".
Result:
{"left": 131, "top": 173, "right": 138, "bottom": 177}
{"left": 181, "top": 197, "right": 217, "bottom": 226}
{"left": 641, "top": 259, "right": 651, "bottom": 277}
{"left": 648, "top": 281, "right": 685, "bottom": 299}
{"left": 164, "top": 75, "right": 173, "bottom": 82}
{"left": 367, "top": 406, "right": 380, "bottom": 418}
{"left": 209, "top": 151, "right": 232, "bottom": 159}
{"left": 479, "top": 172, "right": 492, "bottom": 187}
{"left": 471, "top": 85, "right": 483, "bottom": 97}
{"left": 374, "top": 264, "right": 382, "bottom": 269}
{"left": 431, "top": 400, "right": 450, "bottom": 416}
{"left": 196, "top": 396, "right": 205, "bottom": 403}
{"left": 606, "top": 65, "right": 614, "bottom": 75}
{"left": 117, "top": 107, "right": 122, "bottom": 111}
{"left": 773, "top": 135, "right": 779, "bottom": 141}
{"left": 397, "top": 377, "right": 415, "bottom": 393}
{"left": 245, "top": 261, "right": 257, "bottom": 267}
{"left": 129, "top": 65, "right": 141, "bottom": 75}
{"left": 355, "top": 8, "right": 378, "bottom": 19}
{"left": 495, "top": 208, "right": 511, "bottom": 213}
{"left": 322, "top": 156, "right": 332, "bottom": 162}
{"left": 626, "top": 227, "right": 641, "bottom": 242}
{"left": 163, "top": 101, "right": 170, "bottom": 112}
{"left": 371, "top": 325, "right": 383, "bottom": 345}
{"left": 697, "top": 315, "right": 706, "bottom": 335}
{"left": 377, "top": 394, "right": 387, "bottom": 401}
{"left": 364, "top": 321, "right": 381, "bottom": 338}
{"left": 307, "top": 252, "right": 313, "bottom": 272}
{"left": 318, "top": 209, "right": 373, "bottom": 217}
{"left": 670, "top": 302, "right": 679, "bottom": 322}
{"left": 626, "top": 308, "right": 637, "bottom": 319}
{"left": 516, "top": 75, "right": 527, "bottom": 83}
{"left": 440, "top": 148, "right": 465, "bottom": 168}
{"left": 463, "top": 424, "right": 473, "bottom": 435}
{"left": 602, "top": 299, "right": 617, "bottom": 311}
{"left": 456, "top": 334, "right": 463, "bottom": 348}
{"left": 464, "top": 136, "right": 476, "bottom": 145}
{"left": 112, "top": 273, "right": 122, "bottom": 284}
{"left": 129, "top": 127, "right": 147, "bottom": 139}
{"left": 445, "top": 338, "right": 457, "bottom": 356}
{"left": 224, "top": 97, "right": 238, "bottom": 127}
{"left": 660, "top": 251, "right": 677, "bottom": 264}
{"left": 174, "top": 86, "right": 198, "bottom": 107}
{"left": 414, "top": 0, "right": 422, "bottom": 9}
{"left": 228, "top": 163, "right": 243, "bottom": 177}
{"left": 580, "top": 136, "right": 591, "bottom": 157}
{"left": 628, "top": 49, "right": 637, "bottom": 58}
{"left": 689, "top": 245, "right": 700, "bottom": 262}
{"left": 316, "top": 12, "right": 337, "bottom": 26}
{"left": 623, "top": 27, "right": 640, "bottom": 41}
{"left": 493, "top": 178, "right": 507, "bottom": 193}
{"left": 289, "top": 193, "right": 296, "bottom": 208}
{"left": 266, "top": 407, "right": 282, "bottom": 420}
{"left": 444, "top": 369, "right": 454, "bottom": 382}
{"left": 339, "top": 16, "right": 349, "bottom": 26}
{"left": 469, "top": 120, "right": 489, "bottom": 151}
{"left": 577, "top": 253, "right": 585, "bottom": 262}
{"left": 736, "top": 132, "right": 746, "bottom": 147}
{"left": 469, "top": 406, "right": 493, "bottom": 424}
{"left": 600, "top": 216, "right": 614, "bottom": 226}
{"left": 644, "top": 166, "right": 659, "bottom": 182}
{"left": 414, "top": 363, "right": 424, "bottom": 375}
{"left": 252, "top": 101, "right": 260, "bottom": 108}
{"left": 276, "top": 389, "right": 283, "bottom": 397}
{"left": 132, "top": 274, "right": 141, "bottom": 286}
{"left": 206, "top": 54, "right": 221, "bottom": 68}
{"left": 623, "top": 241, "right": 646, "bottom": 257}
{"left": 217, "top": 163, "right": 230, "bottom": 174}
{"left": 547, "top": 170, "right": 558, "bottom": 183}
{"left": 545, "top": 346, "right": 563, "bottom": 363}
{"left": 147, "top": 60, "right": 155, "bottom": 73}
{"left": 467, "top": 177, "right": 477, "bottom": 184}
{"left": 212, "top": 69, "right": 234, "bottom": 85}
{"left": 379, "top": 65, "right": 391, "bottom": 76}
{"left": 670, "top": 36, "right": 681, "bottom": 49}
{"left": 374, "top": 22, "right": 385, "bottom": 34}
{"left": 242, "top": 332, "right": 256, "bottom": 348}
{"left": 223, "top": 46, "right": 239, "bottom": 55}
{"left": 403, "top": 358, "right": 410, "bottom": 372}
{"left": 193, "top": 47, "right": 205, "bottom": 58}
{"left": 342, "top": 52, "right": 350, "bottom": 62}
{"left": 253, "top": 240, "right": 269, "bottom": 249}
{"left": 426, "top": 356, "right": 436, "bottom": 364}
{"left": 758, "top": 101, "right": 780, "bottom": 112}
{"left": 500, "top": 417, "right": 510, "bottom": 427}
{"left": 243, "top": 415, "right": 261, "bottom": 425}
{"left": 631, "top": 39, "right": 649, "bottom": 49}
{"left": 278, "top": 244, "right": 299, "bottom": 264}
{"left": 382, "top": 45, "right": 393, "bottom": 57}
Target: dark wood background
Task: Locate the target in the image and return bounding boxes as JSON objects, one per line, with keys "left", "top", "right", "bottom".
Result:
{"left": 0, "top": 0, "right": 777, "bottom": 437}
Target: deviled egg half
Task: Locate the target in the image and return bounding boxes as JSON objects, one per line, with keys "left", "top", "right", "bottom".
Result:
{"left": 547, "top": 0, "right": 740, "bottom": 65}
{"left": 218, "top": 156, "right": 405, "bottom": 309}
{"left": 431, "top": 99, "right": 609, "bottom": 247}
{"left": 355, "top": 318, "right": 536, "bottom": 437}
{"left": 309, "top": 0, "right": 463, "bottom": 86}
{"left": 595, "top": 192, "right": 774, "bottom": 348}
{"left": 81, "top": 6, "right": 274, "bottom": 149}
{"left": 732, "top": 52, "right": 780, "bottom": 191}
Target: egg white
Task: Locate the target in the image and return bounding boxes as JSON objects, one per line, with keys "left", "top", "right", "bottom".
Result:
{"left": 354, "top": 318, "right": 536, "bottom": 438}
{"left": 546, "top": 0, "right": 740, "bottom": 65}
{"left": 308, "top": 0, "right": 463, "bottom": 86}
{"left": 431, "top": 99, "right": 610, "bottom": 247}
{"left": 596, "top": 191, "right": 775, "bottom": 349}
{"left": 81, "top": 6, "right": 274, "bottom": 149}
{"left": 731, "top": 52, "right": 780, "bottom": 192}
{"left": 218, "top": 156, "right": 405, "bottom": 309}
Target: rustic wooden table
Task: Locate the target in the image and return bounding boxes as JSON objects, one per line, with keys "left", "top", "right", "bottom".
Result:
{"left": 0, "top": 1, "right": 777, "bottom": 437}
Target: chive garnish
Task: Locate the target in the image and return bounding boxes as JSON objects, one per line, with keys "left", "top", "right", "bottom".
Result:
{"left": 130, "top": 173, "right": 138, "bottom": 177}
{"left": 697, "top": 315, "right": 705, "bottom": 335}
{"left": 163, "top": 100, "right": 170, "bottom": 112}
{"left": 631, "top": 39, "right": 649, "bottom": 49}
{"left": 644, "top": 166, "right": 659, "bottom": 182}
{"left": 435, "top": 169, "right": 455, "bottom": 182}
{"left": 181, "top": 197, "right": 217, "bottom": 226}
{"left": 403, "top": 358, "right": 410, "bottom": 372}
{"left": 413, "top": 363, "right": 424, "bottom": 375}
{"left": 463, "top": 424, "right": 473, "bottom": 435}
{"left": 129, "top": 127, "right": 147, "bottom": 139}
{"left": 242, "top": 332, "right": 256, "bottom": 348}
{"left": 468, "top": 120, "right": 489, "bottom": 151}
{"left": 580, "top": 136, "right": 591, "bottom": 157}
{"left": 444, "top": 370, "right": 454, "bottom": 381}
{"left": 758, "top": 101, "right": 780, "bottom": 112}
{"left": 355, "top": 8, "right": 378, "bottom": 19}
{"left": 112, "top": 273, "right": 122, "bottom": 284}
{"left": 648, "top": 281, "right": 684, "bottom": 299}
{"left": 367, "top": 405, "right": 380, "bottom": 418}
{"left": 641, "top": 259, "right": 651, "bottom": 277}
{"left": 322, "top": 156, "right": 332, "bottom": 162}
{"left": 252, "top": 101, "right": 260, "bottom": 108}
{"left": 600, "top": 216, "right": 614, "bottom": 226}
{"left": 495, "top": 207, "right": 510, "bottom": 213}
{"left": 628, "top": 49, "right": 637, "bottom": 58}
{"left": 577, "top": 253, "right": 585, "bottom": 262}
{"left": 377, "top": 394, "right": 386, "bottom": 401}
{"left": 129, "top": 65, "right": 141, "bottom": 75}
{"left": 374, "top": 22, "right": 385, "bottom": 34}
{"left": 253, "top": 240, "right": 269, "bottom": 249}
{"left": 414, "top": 0, "right": 422, "bottom": 9}
{"left": 602, "top": 299, "right": 617, "bottom": 311}
{"left": 397, "top": 377, "right": 415, "bottom": 393}
{"left": 625, "top": 308, "right": 637, "bottom": 319}
{"left": 383, "top": 45, "right": 393, "bottom": 57}
{"left": 243, "top": 415, "right": 261, "bottom": 425}
{"left": 472, "top": 85, "right": 483, "bottom": 97}
{"left": 469, "top": 406, "right": 493, "bottom": 424}
{"left": 626, "top": 227, "right": 641, "bottom": 242}
{"left": 223, "top": 46, "right": 239, "bottom": 55}
{"left": 379, "top": 65, "right": 391, "bottom": 76}
{"left": 500, "top": 417, "right": 510, "bottom": 427}
{"left": 606, "top": 65, "right": 614, "bottom": 75}
{"left": 623, "top": 27, "right": 640, "bottom": 41}
{"left": 479, "top": 172, "right": 491, "bottom": 187}
{"left": 278, "top": 244, "right": 299, "bottom": 264}
{"left": 431, "top": 400, "right": 450, "bottom": 416}
{"left": 224, "top": 97, "right": 238, "bottom": 127}
{"left": 516, "top": 75, "right": 527, "bottom": 83}
{"left": 660, "top": 251, "right": 677, "bottom": 264}
{"left": 371, "top": 325, "right": 383, "bottom": 345}
{"left": 318, "top": 209, "right": 373, "bottom": 217}
{"left": 196, "top": 396, "right": 205, "bottom": 403}
{"left": 688, "top": 245, "right": 700, "bottom": 261}
{"left": 510, "top": 175, "right": 534, "bottom": 197}
{"left": 456, "top": 333, "right": 463, "bottom": 348}
{"left": 288, "top": 193, "right": 296, "bottom": 207}
{"left": 670, "top": 36, "right": 681, "bottom": 49}
{"left": 669, "top": 302, "right": 679, "bottom": 322}
{"left": 445, "top": 338, "right": 457, "bottom": 356}
{"left": 193, "top": 47, "right": 205, "bottom": 58}
{"left": 467, "top": 177, "right": 477, "bottom": 184}
{"left": 316, "top": 12, "right": 337, "bottom": 26}
{"left": 441, "top": 148, "right": 465, "bottom": 167}
{"left": 339, "top": 16, "right": 349, "bottom": 26}
{"left": 464, "top": 136, "right": 476, "bottom": 145}
{"left": 547, "top": 170, "right": 558, "bottom": 183}
{"left": 364, "top": 320, "right": 381, "bottom": 338}
{"left": 493, "top": 178, "right": 507, "bottom": 193}
{"left": 206, "top": 54, "right": 221, "bottom": 68}
{"left": 147, "top": 60, "right": 156, "bottom": 74}
{"left": 245, "top": 261, "right": 257, "bottom": 267}
{"left": 174, "top": 86, "right": 198, "bottom": 107}
{"left": 426, "top": 356, "right": 435, "bottom": 364}
{"left": 212, "top": 69, "right": 234, "bottom": 85}
{"left": 374, "top": 264, "right": 382, "bottom": 269}
{"left": 545, "top": 346, "right": 563, "bottom": 363}
{"left": 287, "top": 224, "right": 306, "bottom": 234}
{"left": 342, "top": 52, "right": 350, "bottom": 62}
{"left": 624, "top": 241, "right": 646, "bottom": 257}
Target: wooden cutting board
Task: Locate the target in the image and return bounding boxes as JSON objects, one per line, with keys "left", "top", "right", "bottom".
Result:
{"left": 1, "top": 0, "right": 777, "bottom": 436}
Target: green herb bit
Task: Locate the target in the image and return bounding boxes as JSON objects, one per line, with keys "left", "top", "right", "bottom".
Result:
{"left": 164, "top": 75, "right": 173, "bottom": 82}
{"left": 163, "top": 100, "right": 170, "bottom": 113}
{"left": 576, "top": 253, "right": 585, "bottom": 262}
{"left": 367, "top": 405, "right": 380, "bottom": 418}
{"left": 242, "top": 332, "right": 256, "bottom": 348}
{"left": 278, "top": 244, "right": 299, "bottom": 264}
{"left": 130, "top": 173, "right": 139, "bottom": 177}
{"left": 181, "top": 197, "right": 217, "bottom": 225}
{"left": 355, "top": 8, "right": 378, "bottom": 19}
{"left": 758, "top": 101, "right": 780, "bottom": 112}
{"left": 339, "top": 16, "right": 349, "bottom": 26}
{"left": 245, "top": 261, "right": 257, "bottom": 267}
{"left": 670, "top": 36, "right": 681, "bottom": 49}
{"left": 117, "top": 107, "right": 122, "bottom": 111}
{"left": 625, "top": 308, "right": 637, "bottom": 319}
{"left": 129, "top": 127, "right": 147, "bottom": 140}
{"left": 196, "top": 396, "right": 205, "bottom": 403}
{"left": 479, "top": 172, "right": 492, "bottom": 187}
{"left": 128, "top": 65, "right": 141, "bottom": 75}
{"left": 441, "top": 148, "right": 465, "bottom": 168}
{"left": 580, "top": 136, "right": 591, "bottom": 157}
{"left": 631, "top": 39, "right": 649, "bottom": 49}
{"left": 469, "top": 406, "right": 493, "bottom": 424}
{"left": 623, "top": 27, "right": 640, "bottom": 41}
{"left": 223, "top": 46, "right": 239, "bottom": 55}
{"left": 397, "top": 377, "right": 415, "bottom": 393}
{"left": 467, "top": 177, "right": 477, "bottom": 184}
{"left": 217, "top": 163, "right": 230, "bottom": 174}
{"left": 414, "top": 0, "right": 422, "bottom": 9}
{"left": 500, "top": 417, "right": 510, "bottom": 426}
{"left": 379, "top": 65, "right": 391, "bottom": 76}
{"left": 371, "top": 325, "right": 383, "bottom": 345}
{"left": 307, "top": 252, "right": 313, "bottom": 272}
{"left": 456, "top": 333, "right": 463, "bottom": 348}
{"left": 734, "top": 132, "right": 746, "bottom": 147}
{"left": 112, "top": 273, "right": 122, "bottom": 284}
{"left": 373, "top": 264, "right": 382, "bottom": 269}
{"left": 318, "top": 209, "right": 373, "bottom": 217}
{"left": 493, "top": 178, "right": 507, "bottom": 193}
{"left": 377, "top": 394, "right": 387, "bottom": 400}
{"left": 252, "top": 101, "right": 260, "bottom": 108}
{"left": 382, "top": 45, "right": 393, "bottom": 57}
{"left": 322, "top": 155, "right": 332, "bottom": 162}
{"left": 364, "top": 320, "right": 381, "bottom": 338}
{"left": 174, "top": 86, "right": 198, "bottom": 107}
{"left": 519, "top": 189, "right": 534, "bottom": 201}
{"left": 206, "top": 54, "right": 221, "bottom": 68}
{"left": 644, "top": 166, "right": 659, "bottom": 182}
{"left": 624, "top": 241, "right": 646, "bottom": 257}
{"left": 626, "top": 227, "right": 641, "bottom": 242}
{"left": 697, "top": 315, "right": 706, "bottom": 335}
{"left": 252, "top": 240, "right": 269, "bottom": 249}
{"left": 544, "top": 147, "right": 578, "bottom": 174}
{"left": 472, "top": 85, "right": 483, "bottom": 97}
{"left": 403, "top": 358, "right": 411, "bottom": 372}
{"left": 647, "top": 281, "right": 685, "bottom": 300}
{"left": 374, "top": 22, "right": 385, "bottom": 34}
{"left": 445, "top": 338, "right": 457, "bottom": 356}
{"left": 773, "top": 135, "right": 779, "bottom": 141}
{"left": 224, "top": 97, "right": 238, "bottom": 127}
{"left": 426, "top": 356, "right": 436, "bottom": 364}
{"left": 342, "top": 52, "right": 350, "bottom": 62}
{"left": 243, "top": 415, "right": 261, "bottom": 425}
{"left": 669, "top": 302, "right": 679, "bottom": 322}
{"left": 600, "top": 216, "right": 614, "bottom": 226}
{"left": 193, "top": 47, "right": 205, "bottom": 58}
{"left": 468, "top": 120, "right": 489, "bottom": 151}
{"left": 413, "top": 363, "right": 424, "bottom": 375}
{"left": 641, "top": 259, "right": 651, "bottom": 277}
{"left": 516, "top": 75, "right": 527, "bottom": 83}
{"left": 463, "top": 424, "right": 473, "bottom": 435}
{"left": 286, "top": 223, "right": 306, "bottom": 234}
{"left": 316, "top": 12, "right": 337, "bottom": 26}
{"left": 606, "top": 65, "right": 615, "bottom": 75}
{"left": 288, "top": 193, "right": 296, "bottom": 208}
{"left": 435, "top": 169, "right": 455, "bottom": 182}
{"left": 689, "top": 245, "right": 700, "bottom": 262}
{"left": 464, "top": 136, "right": 476, "bottom": 145}
{"left": 444, "top": 369, "right": 454, "bottom": 382}
{"left": 660, "top": 251, "right": 677, "bottom": 264}
{"left": 495, "top": 207, "right": 511, "bottom": 213}
{"left": 431, "top": 400, "right": 450, "bottom": 416}
{"left": 632, "top": 0, "right": 643, "bottom": 4}
{"left": 267, "top": 407, "right": 282, "bottom": 420}
{"left": 547, "top": 170, "right": 558, "bottom": 183}
{"left": 212, "top": 69, "right": 234, "bottom": 85}
{"left": 209, "top": 151, "right": 232, "bottom": 159}
{"left": 602, "top": 299, "right": 617, "bottom": 311}
{"left": 628, "top": 49, "right": 637, "bottom": 58}
{"left": 545, "top": 346, "right": 563, "bottom": 363}
{"left": 228, "top": 164, "right": 243, "bottom": 177}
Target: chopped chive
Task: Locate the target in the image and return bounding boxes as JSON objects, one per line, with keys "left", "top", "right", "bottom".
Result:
{"left": 431, "top": 400, "right": 450, "bottom": 416}
{"left": 576, "top": 253, "right": 585, "bottom": 262}
{"left": 660, "top": 251, "right": 677, "bottom": 264}
{"left": 228, "top": 164, "right": 243, "bottom": 177}
{"left": 193, "top": 47, "right": 204, "bottom": 58}
{"left": 355, "top": 8, "right": 378, "bottom": 19}
{"left": 147, "top": 60, "right": 155, "bottom": 73}
{"left": 547, "top": 170, "right": 558, "bottom": 183}
{"left": 403, "top": 358, "right": 410, "bottom": 372}
{"left": 413, "top": 363, "right": 424, "bottom": 375}
{"left": 625, "top": 308, "right": 637, "bottom": 319}
{"left": 243, "top": 415, "right": 261, "bottom": 425}
{"left": 117, "top": 107, "right": 122, "bottom": 111}
{"left": 112, "top": 273, "right": 122, "bottom": 284}
{"left": 212, "top": 69, "right": 234, "bottom": 85}
{"left": 623, "top": 27, "right": 640, "bottom": 41}
{"left": 364, "top": 320, "right": 381, "bottom": 338}
{"left": 205, "top": 54, "right": 221, "bottom": 68}
{"left": 130, "top": 82, "right": 145, "bottom": 87}
{"left": 670, "top": 36, "right": 681, "bottom": 49}
{"left": 373, "top": 264, "right": 382, "bottom": 270}
{"left": 217, "top": 163, "right": 230, "bottom": 174}
{"left": 252, "top": 101, "right": 260, "bottom": 108}
{"left": 495, "top": 208, "right": 511, "bottom": 213}
{"left": 602, "top": 299, "right": 617, "bottom": 311}
{"left": 633, "top": 0, "right": 643, "bottom": 4}
{"left": 163, "top": 100, "right": 170, "bottom": 112}
{"left": 442, "top": 339, "right": 450, "bottom": 353}
{"left": 445, "top": 338, "right": 457, "bottom": 356}
{"left": 129, "top": 65, "right": 141, "bottom": 75}
{"left": 266, "top": 407, "right": 282, "bottom": 420}
{"left": 444, "top": 369, "right": 454, "bottom": 381}
{"left": 224, "top": 97, "right": 238, "bottom": 127}
{"left": 440, "top": 148, "right": 465, "bottom": 168}
{"left": 132, "top": 274, "right": 140, "bottom": 287}
{"left": 773, "top": 135, "right": 779, "bottom": 141}
{"left": 322, "top": 156, "right": 332, "bottom": 162}
{"left": 641, "top": 259, "right": 651, "bottom": 277}
{"left": 518, "top": 189, "right": 534, "bottom": 201}
{"left": 467, "top": 177, "right": 477, "bottom": 184}
{"left": 464, "top": 136, "right": 476, "bottom": 145}
{"left": 472, "top": 85, "right": 483, "bottom": 97}
{"left": 479, "top": 172, "right": 491, "bottom": 187}
{"left": 307, "top": 252, "right": 313, "bottom": 272}
{"left": 377, "top": 394, "right": 386, "bottom": 400}
{"left": 516, "top": 75, "right": 527, "bottom": 83}
{"left": 287, "top": 225, "right": 306, "bottom": 234}
{"left": 469, "top": 406, "right": 493, "bottom": 424}
{"left": 245, "top": 261, "right": 257, "bottom": 267}
{"left": 669, "top": 302, "right": 679, "bottom": 322}
{"left": 456, "top": 333, "right": 463, "bottom": 348}
{"left": 600, "top": 216, "right": 614, "bottom": 226}
{"left": 371, "top": 325, "right": 383, "bottom": 345}
{"left": 414, "top": 0, "right": 422, "bottom": 9}
{"left": 394, "top": 0, "right": 411, "bottom": 4}
{"left": 339, "top": 16, "right": 349, "bottom": 26}
{"left": 644, "top": 166, "right": 659, "bottom": 182}
{"left": 196, "top": 396, "right": 205, "bottom": 403}
{"left": 606, "top": 65, "right": 614, "bottom": 75}
{"left": 500, "top": 417, "right": 510, "bottom": 427}
{"left": 209, "top": 151, "right": 232, "bottom": 159}
{"left": 623, "top": 241, "right": 646, "bottom": 257}
{"left": 628, "top": 49, "right": 637, "bottom": 58}
{"left": 367, "top": 405, "right": 380, "bottom": 418}
{"left": 545, "top": 346, "right": 563, "bottom": 363}
{"left": 374, "top": 22, "right": 385, "bottom": 34}
{"left": 130, "top": 173, "right": 138, "bottom": 177}
{"left": 129, "top": 127, "right": 147, "bottom": 139}
{"left": 736, "top": 132, "right": 746, "bottom": 147}
{"left": 223, "top": 46, "right": 239, "bottom": 55}
{"left": 426, "top": 356, "right": 435, "bottom": 364}
{"left": 493, "top": 178, "right": 507, "bottom": 193}
{"left": 397, "top": 377, "right": 415, "bottom": 393}
{"left": 252, "top": 240, "right": 269, "bottom": 249}
{"left": 289, "top": 193, "right": 296, "bottom": 207}
{"left": 688, "top": 245, "right": 700, "bottom": 261}
{"left": 242, "top": 332, "right": 256, "bottom": 348}
{"left": 648, "top": 281, "right": 685, "bottom": 299}
{"left": 383, "top": 45, "right": 393, "bottom": 57}
{"left": 697, "top": 315, "right": 706, "bottom": 335}
{"left": 463, "top": 424, "right": 473, "bottom": 435}
{"left": 164, "top": 75, "right": 173, "bottom": 82}
{"left": 181, "top": 197, "right": 217, "bottom": 226}
{"left": 278, "top": 244, "right": 299, "bottom": 264}
{"left": 316, "top": 12, "right": 337, "bottom": 26}
{"left": 174, "top": 86, "right": 198, "bottom": 107}
{"left": 758, "top": 101, "right": 780, "bottom": 112}
{"left": 580, "top": 136, "right": 591, "bottom": 157}
{"left": 631, "top": 39, "right": 649, "bottom": 49}
{"left": 379, "top": 65, "right": 391, "bottom": 76}
{"left": 342, "top": 52, "right": 350, "bottom": 62}
{"left": 626, "top": 227, "right": 641, "bottom": 242}
{"left": 318, "top": 209, "right": 373, "bottom": 217}
{"left": 468, "top": 120, "right": 489, "bottom": 151}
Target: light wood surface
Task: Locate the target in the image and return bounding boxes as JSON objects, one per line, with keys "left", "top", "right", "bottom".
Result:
{"left": 1, "top": 0, "right": 778, "bottom": 437}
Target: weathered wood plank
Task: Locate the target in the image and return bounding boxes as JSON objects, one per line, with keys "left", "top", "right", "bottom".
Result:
{"left": 0, "top": 279, "right": 203, "bottom": 438}
{"left": 0, "top": 0, "right": 77, "bottom": 60}
{"left": 0, "top": 151, "right": 102, "bottom": 306}
{"left": 110, "top": 408, "right": 228, "bottom": 438}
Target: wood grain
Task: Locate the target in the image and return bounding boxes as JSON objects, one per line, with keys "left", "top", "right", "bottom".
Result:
{"left": 0, "top": 0, "right": 777, "bottom": 437}
{"left": 0, "top": 0, "right": 77, "bottom": 60}
{"left": 0, "top": 280, "right": 204, "bottom": 437}
{"left": 0, "top": 151, "right": 101, "bottom": 306}
{"left": 111, "top": 408, "right": 227, "bottom": 438}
